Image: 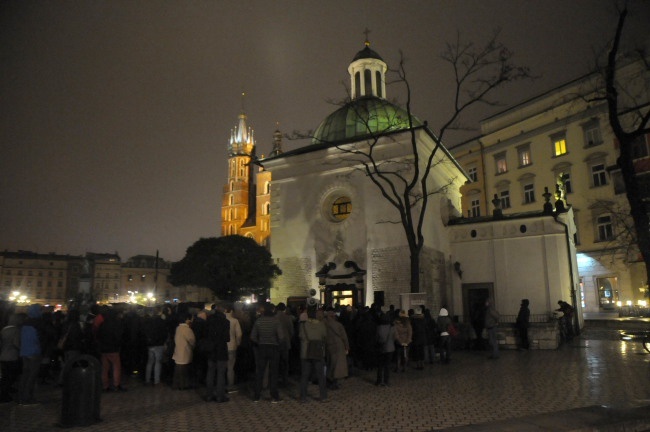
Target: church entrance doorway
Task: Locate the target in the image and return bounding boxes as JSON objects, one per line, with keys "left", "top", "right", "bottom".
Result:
{"left": 316, "top": 261, "right": 367, "bottom": 309}
{"left": 324, "top": 283, "right": 360, "bottom": 309}
{"left": 462, "top": 283, "right": 494, "bottom": 349}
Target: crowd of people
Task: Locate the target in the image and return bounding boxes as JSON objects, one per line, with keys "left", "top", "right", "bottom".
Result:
{"left": 0, "top": 299, "right": 476, "bottom": 405}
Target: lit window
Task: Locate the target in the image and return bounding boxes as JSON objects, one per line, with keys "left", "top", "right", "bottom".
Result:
{"left": 495, "top": 152, "right": 507, "bottom": 174}
{"left": 554, "top": 138, "right": 567, "bottom": 156}
{"left": 517, "top": 145, "right": 532, "bottom": 167}
{"left": 500, "top": 190, "right": 511, "bottom": 209}
{"left": 332, "top": 196, "right": 352, "bottom": 221}
{"left": 470, "top": 199, "right": 481, "bottom": 217}
{"left": 467, "top": 167, "right": 478, "bottom": 182}
{"left": 597, "top": 215, "right": 613, "bottom": 241}
{"left": 524, "top": 184, "right": 535, "bottom": 204}
{"left": 591, "top": 163, "right": 607, "bottom": 187}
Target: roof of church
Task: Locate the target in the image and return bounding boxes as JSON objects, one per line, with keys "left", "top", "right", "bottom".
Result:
{"left": 352, "top": 44, "right": 383, "bottom": 62}
{"left": 311, "top": 96, "right": 422, "bottom": 145}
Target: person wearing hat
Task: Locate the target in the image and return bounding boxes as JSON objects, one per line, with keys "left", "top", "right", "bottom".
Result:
{"left": 436, "top": 307, "right": 452, "bottom": 364}
{"left": 516, "top": 299, "right": 530, "bottom": 351}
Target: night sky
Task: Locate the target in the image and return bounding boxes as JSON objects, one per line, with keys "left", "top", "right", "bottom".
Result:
{"left": 1, "top": 1, "right": 649, "bottom": 262}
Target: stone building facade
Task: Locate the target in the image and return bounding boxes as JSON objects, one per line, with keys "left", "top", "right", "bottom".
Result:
{"left": 450, "top": 59, "right": 650, "bottom": 315}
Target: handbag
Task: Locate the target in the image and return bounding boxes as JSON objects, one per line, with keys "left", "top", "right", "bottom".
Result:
{"left": 303, "top": 322, "right": 325, "bottom": 360}
{"left": 447, "top": 322, "right": 459, "bottom": 337}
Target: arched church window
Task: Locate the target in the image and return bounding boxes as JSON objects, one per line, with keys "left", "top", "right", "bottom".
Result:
{"left": 355, "top": 72, "right": 361, "bottom": 98}
{"left": 364, "top": 69, "right": 372, "bottom": 96}
{"left": 263, "top": 202, "right": 270, "bottom": 215}
{"left": 264, "top": 182, "right": 271, "bottom": 195}
{"left": 376, "top": 71, "right": 382, "bottom": 98}
{"left": 229, "top": 195, "right": 234, "bottom": 205}
{"left": 332, "top": 196, "right": 352, "bottom": 221}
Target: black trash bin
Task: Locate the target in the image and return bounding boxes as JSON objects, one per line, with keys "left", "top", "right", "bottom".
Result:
{"left": 60, "top": 354, "right": 102, "bottom": 427}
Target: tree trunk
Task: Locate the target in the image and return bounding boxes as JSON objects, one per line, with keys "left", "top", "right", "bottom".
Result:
{"left": 410, "top": 251, "right": 420, "bottom": 294}
{"left": 618, "top": 141, "right": 650, "bottom": 291}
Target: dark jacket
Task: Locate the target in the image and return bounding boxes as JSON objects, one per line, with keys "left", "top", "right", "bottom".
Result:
{"left": 97, "top": 311, "right": 124, "bottom": 353}
{"left": 61, "top": 316, "right": 85, "bottom": 352}
{"left": 143, "top": 315, "right": 168, "bottom": 347}
{"left": 206, "top": 311, "right": 230, "bottom": 362}
{"left": 410, "top": 314, "right": 427, "bottom": 346}
{"left": 516, "top": 302, "right": 530, "bottom": 328}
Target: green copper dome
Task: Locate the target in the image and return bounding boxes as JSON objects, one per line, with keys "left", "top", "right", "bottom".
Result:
{"left": 312, "top": 96, "right": 421, "bottom": 144}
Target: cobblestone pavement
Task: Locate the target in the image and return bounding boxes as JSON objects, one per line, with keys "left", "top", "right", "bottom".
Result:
{"left": 2, "top": 326, "right": 650, "bottom": 432}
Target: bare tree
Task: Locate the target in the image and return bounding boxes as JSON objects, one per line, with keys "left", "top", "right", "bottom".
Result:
{"left": 602, "top": 7, "right": 650, "bottom": 292}
{"left": 590, "top": 199, "right": 640, "bottom": 266}
{"left": 307, "top": 31, "right": 531, "bottom": 293}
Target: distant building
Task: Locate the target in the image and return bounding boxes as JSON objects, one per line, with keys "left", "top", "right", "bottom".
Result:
{"left": 0, "top": 251, "right": 70, "bottom": 306}
{"left": 450, "top": 58, "right": 650, "bottom": 315}
{"left": 0, "top": 250, "right": 214, "bottom": 306}
{"left": 221, "top": 110, "right": 280, "bottom": 247}
{"left": 121, "top": 254, "right": 213, "bottom": 304}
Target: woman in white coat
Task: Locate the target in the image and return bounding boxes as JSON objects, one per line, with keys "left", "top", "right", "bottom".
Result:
{"left": 172, "top": 313, "right": 195, "bottom": 390}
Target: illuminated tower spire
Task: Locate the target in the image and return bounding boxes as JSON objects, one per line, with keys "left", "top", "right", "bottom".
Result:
{"left": 228, "top": 92, "right": 255, "bottom": 157}
{"left": 348, "top": 29, "right": 387, "bottom": 100}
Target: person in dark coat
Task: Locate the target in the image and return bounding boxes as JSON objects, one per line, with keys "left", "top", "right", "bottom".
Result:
{"left": 516, "top": 299, "right": 531, "bottom": 350}
{"left": 470, "top": 299, "right": 486, "bottom": 350}
{"left": 354, "top": 308, "right": 377, "bottom": 370}
{"left": 38, "top": 311, "right": 57, "bottom": 384}
{"left": 57, "top": 309, "right": 84, "bottom": 385}
{"left": 204, "top": 304, "right": 230, "bottom": 402}
{"left": 423, "top": 308, "right": 438, "bottom": 364}
{"left": 142, "top": 307, "right": 169, "bottom": 385}
{"left": 0, "top": 313, "right": 25, "bottom": 403}
{"left": 409, "top": 307, "right": 427, "bottom": 370}
{"left": 96, "top": 307, "right": 126, "bottom": 391}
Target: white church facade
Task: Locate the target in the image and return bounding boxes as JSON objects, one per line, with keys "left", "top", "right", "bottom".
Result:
{"left": 254, "top": 41, "right": 581, "bottom": 338}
